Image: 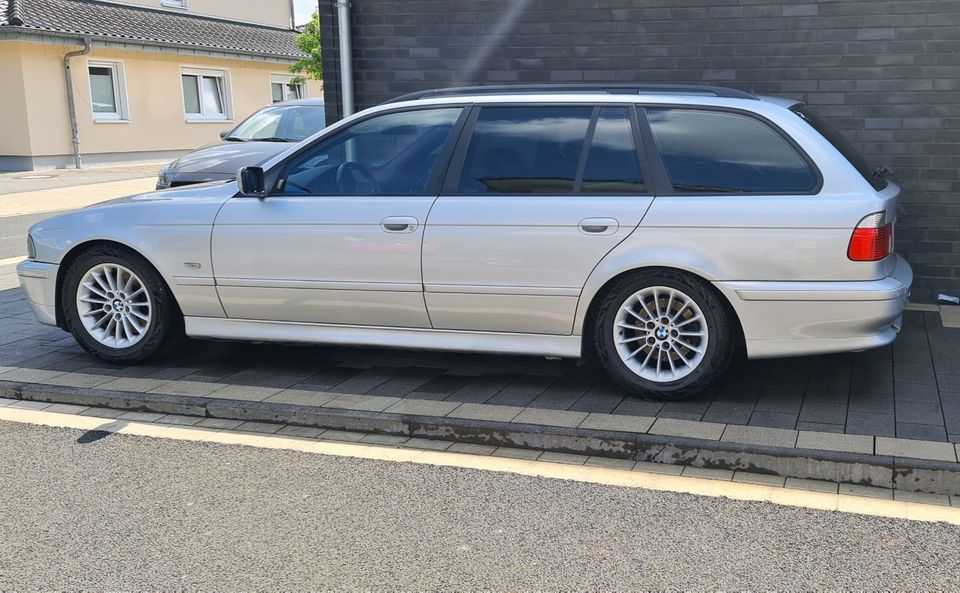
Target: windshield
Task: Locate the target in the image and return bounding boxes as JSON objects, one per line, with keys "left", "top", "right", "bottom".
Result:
{"left": 791, "top": 104, "right": 887, "bottom": 191}
{"left": 225, "top": 104, "right": 327, "bottom": 142}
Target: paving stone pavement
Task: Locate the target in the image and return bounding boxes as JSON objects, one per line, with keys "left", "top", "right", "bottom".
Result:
{"left": 1, "top": 269, "right": 959, "bottom": 444}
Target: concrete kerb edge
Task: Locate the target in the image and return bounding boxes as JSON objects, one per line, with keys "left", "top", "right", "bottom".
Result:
{"left": 6, "top": 380, "right": 960, "bottom": 496}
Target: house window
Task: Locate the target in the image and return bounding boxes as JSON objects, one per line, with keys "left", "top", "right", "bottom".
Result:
{"left": 88, "top": 61, "right": 128, "bottom": 121}
{"left": 181, "top": 68, "right": 231, "bottom": 120}
{"left": 271, "top": 74, "right": 305, "bottom": 103}
{"left": 162, "top": 0, "right": 187, "bottom": 8}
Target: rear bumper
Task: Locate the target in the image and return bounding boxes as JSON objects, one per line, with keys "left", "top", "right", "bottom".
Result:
{"left": 17, "top": 260, "right": 59, "bottom": 327}
{"left": 715, "top": 254, "right": 913, "bottom": 358}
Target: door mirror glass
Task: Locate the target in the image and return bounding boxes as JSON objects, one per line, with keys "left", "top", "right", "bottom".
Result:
{"left": 237, "top": 166, "right": 266, "bottom": 197}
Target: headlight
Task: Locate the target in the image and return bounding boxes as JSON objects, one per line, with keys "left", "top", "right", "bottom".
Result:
{"left": 27, "top": 234, "right": 36, "bottom": 260}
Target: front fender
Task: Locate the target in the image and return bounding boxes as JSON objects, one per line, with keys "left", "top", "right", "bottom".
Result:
{"left": 29, "top": 183, "right": 235, "bottom": 319}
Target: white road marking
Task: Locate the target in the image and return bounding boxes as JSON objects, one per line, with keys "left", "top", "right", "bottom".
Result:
{"left": 0, "top": 406, "right": 957, "bottom": 525}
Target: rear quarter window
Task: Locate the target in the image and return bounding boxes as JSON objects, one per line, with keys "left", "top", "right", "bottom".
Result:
{"left": 646, "top": 107, "right": 819, "bottom": 195}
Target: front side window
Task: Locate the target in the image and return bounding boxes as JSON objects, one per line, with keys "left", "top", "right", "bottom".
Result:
{"left": 278, "top": 108, "right": 462, "bottom": 195}
{"left": 458, "top": 106, "right": 593, "bottom": 194}
{"left": 88, "top": 61, "right": 127, "bottom": 121}
{"left": 647, "top": 108, "right": 818, "bottom": 194}
{"left": 181, "top": 68, "right": 230, "bottom": 120}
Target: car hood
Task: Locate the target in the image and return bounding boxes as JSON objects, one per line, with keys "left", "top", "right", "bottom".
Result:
{"left": 32, "top": 181, "right": 235, "bottom": 228}
{"left": 168, "top": 141, "right": 293, "bottom": 175}
{"left": 27, "top": 181, "right": 241, "bottom": 266}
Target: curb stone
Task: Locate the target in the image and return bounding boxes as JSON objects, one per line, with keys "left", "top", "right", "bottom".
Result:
{"left": 5, "top": 379, "right": 960, "bottom": 496}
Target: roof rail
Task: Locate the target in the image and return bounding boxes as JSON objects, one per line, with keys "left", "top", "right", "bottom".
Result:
{"left": 384, "top": 83, "right": 758, "bottom": 104}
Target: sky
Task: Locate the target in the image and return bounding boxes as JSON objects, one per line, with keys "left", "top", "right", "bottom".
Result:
{"left": 293, "top": 0, "right": 318, "bottom": 25}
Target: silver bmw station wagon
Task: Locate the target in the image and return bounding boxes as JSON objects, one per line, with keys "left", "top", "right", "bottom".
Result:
{"left": 18, "top": 84, "right": 912, "bottom": 400}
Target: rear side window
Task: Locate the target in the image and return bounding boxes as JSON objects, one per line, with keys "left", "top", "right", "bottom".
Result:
{"left": 791, "top": 104, "right": 886, "bottom": 191}
{"left": 458, "top": 106, "right": 592, "bottom": 194}
{"left": 581, "top": 107, "right": 646, "bottom": 194}
{"left": 646, "top": 108, "right": 818, "bottom": 194}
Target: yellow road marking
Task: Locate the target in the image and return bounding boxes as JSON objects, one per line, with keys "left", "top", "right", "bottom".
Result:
{"left": 1, "top": 406, "right": 957, "bottom": 525}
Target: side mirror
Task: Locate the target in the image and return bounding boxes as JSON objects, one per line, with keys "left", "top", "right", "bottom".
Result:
{"left": 219, "top": 129, "right": 230, "bottom": 140}
{"left": 237, "top": 166, "right": 266, "bottom": 197}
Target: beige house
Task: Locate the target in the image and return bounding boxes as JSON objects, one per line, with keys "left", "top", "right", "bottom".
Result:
{"left": 0, "top": 0, "right": 322, "bottom": 171}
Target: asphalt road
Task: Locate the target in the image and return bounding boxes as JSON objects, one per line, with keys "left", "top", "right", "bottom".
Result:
{"left": 0, "top": 212, "right": 49, "bottom": 259}
{"left": 1, "top": 421, "right": 958, "bottom": 592}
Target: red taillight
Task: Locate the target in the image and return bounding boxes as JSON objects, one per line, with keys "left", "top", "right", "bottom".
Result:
{"left": 848, "top": 212, "right": 893, "bottom": 262}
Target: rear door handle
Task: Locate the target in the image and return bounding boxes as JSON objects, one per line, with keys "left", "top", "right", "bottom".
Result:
{"left": 578, "top": 217, "right": 619, "bottom": 235}
{"left": 381, "top": 216, "right": 419, "bottom": 233}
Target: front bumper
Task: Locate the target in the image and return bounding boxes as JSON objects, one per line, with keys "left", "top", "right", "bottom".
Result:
{"left": 716, "top": 254, "right": 913, "bottom": 359}
{"left": 17, "top": 260, "right": 59, "bottom": 327}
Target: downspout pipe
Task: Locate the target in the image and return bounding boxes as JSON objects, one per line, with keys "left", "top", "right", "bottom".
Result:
{"left": 63, "top": 37, "right": 92, "bottom": 169}
{"left": 335, "top": 0, "right": 355, "bottom": 117}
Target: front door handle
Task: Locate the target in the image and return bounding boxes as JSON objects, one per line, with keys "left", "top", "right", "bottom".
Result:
{"left": 381, "top": 216, "right": 419, "bottom": 233}
{"left": 578, "top": 217, "right": 619, "bottom": 235}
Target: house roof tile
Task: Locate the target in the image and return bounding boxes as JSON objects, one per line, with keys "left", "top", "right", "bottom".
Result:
{"left": 1, "top": 0, "right": 303, "bottom": 59}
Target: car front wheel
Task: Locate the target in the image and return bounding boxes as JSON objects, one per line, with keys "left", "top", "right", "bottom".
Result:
{"left": 595, "top": 270, "right": 735, "bottom": 400}
{"left": 62, "top": 246, "right": 182, "bottom": 363}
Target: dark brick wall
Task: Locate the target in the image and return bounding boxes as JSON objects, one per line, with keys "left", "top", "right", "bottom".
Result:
{"left": 321, "top": 0, "right": 960, "bottom": 302}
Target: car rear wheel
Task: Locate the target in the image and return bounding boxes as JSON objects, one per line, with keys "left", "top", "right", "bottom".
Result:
{"left": 62, "top": 246, "right": 182, "bottom": 363}
{"left": 594, "top": 270, "right": 735, "bottom": 400}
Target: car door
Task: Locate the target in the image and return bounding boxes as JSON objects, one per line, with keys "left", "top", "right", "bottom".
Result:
{"left": 211, "top": 106, "right": 465, "bottom": 327}
{"left": 422, "top": 104, "right": 655, "bottom": 335}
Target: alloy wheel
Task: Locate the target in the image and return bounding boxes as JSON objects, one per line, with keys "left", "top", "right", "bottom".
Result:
{"left": 612, "top": 286, "right": 709, "bottom": 382}
{"left": 76, "top": 263, "right": 152, "bottom": 349}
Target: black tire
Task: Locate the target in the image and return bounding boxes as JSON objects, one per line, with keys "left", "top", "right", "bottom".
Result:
{"left": 594, "top": 269, "right": 735, "bottom": 400}
{"left": 61, "top": 245, "right": 183, "bottom": 363}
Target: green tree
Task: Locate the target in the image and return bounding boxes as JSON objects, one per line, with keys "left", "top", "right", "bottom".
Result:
{"left": 290, "top": 12, "right": 322, "bottom": 84}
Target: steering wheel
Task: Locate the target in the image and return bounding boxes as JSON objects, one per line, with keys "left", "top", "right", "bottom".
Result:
{"left": 336, "top": 161, "right": 378, "bottom": 193}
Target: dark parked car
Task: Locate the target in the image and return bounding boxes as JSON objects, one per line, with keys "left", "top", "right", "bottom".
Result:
{"left": 156, "top": 98, "right": 326, "bottom": 189}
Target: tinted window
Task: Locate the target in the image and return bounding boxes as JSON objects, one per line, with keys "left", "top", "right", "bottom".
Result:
{"left": 792, "top": 104, "right": 886, "bottom": 191}
{"left": 279, "top": 108, "right": 461, "bottom": 195}
{"left": 228, "top": 105, "right": 327, "bottom": 142}
{"left": 458, "top": 106, "right": 592, "bottom": 194}
{"left": 647, "top": 108, "right": 817, "bottom": 194}
{"left": 581, "top": 107, "right": 645, "bottom": 194}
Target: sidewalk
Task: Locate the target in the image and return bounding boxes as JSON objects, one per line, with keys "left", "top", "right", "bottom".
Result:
{"left": 0, "top": 163, "right": 163, "bottom": 195}
{"left": 1, "top": 256, "right": 960, "bottom": 494}
{"left": 0, "top": 164, "right": 162, "bottom": 219}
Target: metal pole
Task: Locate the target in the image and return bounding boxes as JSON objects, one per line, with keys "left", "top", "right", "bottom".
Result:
{"left": 63, "top": 37, "right": 92, "bottom": 169}
{"left": 336, "top": 0, "right": 355, "bottom": 117}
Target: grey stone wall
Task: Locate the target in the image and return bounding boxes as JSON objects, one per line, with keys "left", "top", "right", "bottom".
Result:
{"left": 321, "top": 0, "right": 960, "bottom": 302}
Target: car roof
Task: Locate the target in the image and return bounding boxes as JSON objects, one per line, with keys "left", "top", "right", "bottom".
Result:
{"left": 376, "top": 85, "right": 805, "bottom": 118}
{"left": 385, "top": 84, "right": 759, "bottom": 104}
{"left": 272, "top": 98, "right": 326, "bottom": 106}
